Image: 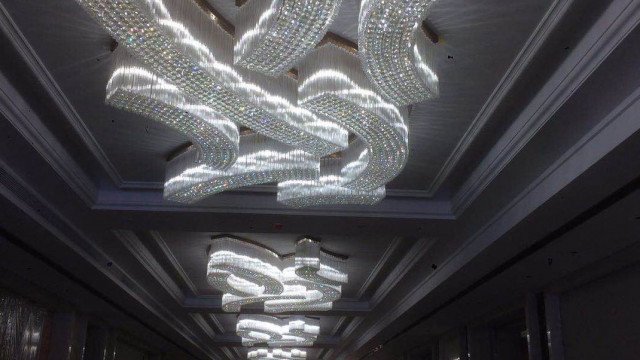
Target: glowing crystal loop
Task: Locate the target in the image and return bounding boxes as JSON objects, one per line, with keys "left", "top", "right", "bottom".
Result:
{"left": 263, "top": 270, "right": 340, "bottom": 313}
{"left": 206, "top": 237, "right": 347, "bottom": 313}
{"left": 237, "top": 315, "right": 320, "bottom": 347}
{"left": 234, "top": 0, "right": 342, "bottom": 76}
{"left": 77, "top": 0, "right": 348, "bottom": 157}
{"left": 164, "top": 133, "right": 320, "bottom": 204}
{"left": 359, "top": 0, "right": 439, "bottom": 105}
{"left": 298, "top": 44, "right": 409, "bottom": 191}
{"left": 78, "top": 0, "right": 418, "bottom": 206}
{"left": 277, "top": 154, "right": 386, "bottom": 207}
{"left": 106, "top": 49, "right": 239, "bottom": 170}
{"left": 248, "top": 348, "right": 307, "bottom": 360}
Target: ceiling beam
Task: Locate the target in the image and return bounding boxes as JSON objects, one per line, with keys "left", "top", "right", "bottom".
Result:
{"left": 183, "top": 297, "right": 370, "bottom": 316}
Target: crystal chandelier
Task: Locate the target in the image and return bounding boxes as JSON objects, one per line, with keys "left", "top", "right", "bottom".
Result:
{"left": 237, "top": 315, "right": 320, "bottom": 347}
{"left": 359, "top": 0, "right": 440, "bottom": 105}
{"left": 234, "top": 0, "right": 342, "bottom": 76}
{"left": 248, "top": 348, "right": 307, "bottom": 360}
{"left": 75, "top": 0, "right": 439, "bottom": 206}
{"left": 207, "top": 237, "right": 348, "bottom": 313}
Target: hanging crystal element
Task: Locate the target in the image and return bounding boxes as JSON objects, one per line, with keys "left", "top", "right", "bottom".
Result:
{"left": 164, "top": 134, "right": 319, "bottom": 203}
{"left": 234, "top": 0, "right": 342, "bottom": 76}
{"left": 248, "top": 348, "right": 307, "bottom": 360}
{"left": 277, "top": 147, "right": 386, "bottom": 208}
{"left": 76, "top": 0, "right": 425, "bottom": 206}
{"left": 0, "top": 293, "right": 46, "bottom": 360}
{"left": 106, "top": 48, "right": 239, "bottom": 170}
{"left": 206, "top": 237, "right": 348, "bottom": 313}
{"left": 76, "top": 0, "right": 348, "bottom": 157}
{"left": 237, "top": 315, "right": 320, "bottom": 347}
{"left": 299, "top": 44, "right": 409, "bottom": 191}
{"left": 359, "top": 0, "right": 439, "bottom": 105}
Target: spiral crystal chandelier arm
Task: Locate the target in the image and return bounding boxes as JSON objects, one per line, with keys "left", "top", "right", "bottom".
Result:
{"left": 234, "top": 0, "right": 343, "bottom": 76}
{"left": 76, "top": 0, "right": 348, "bottom": 157}
{"left": 358, "top": 0, "right": 439, "bottom": 105}
{"left": 106, "top": 50, "right": 239, "bottom": 170}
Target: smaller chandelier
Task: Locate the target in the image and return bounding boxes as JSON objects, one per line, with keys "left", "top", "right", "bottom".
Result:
{"left": 237, "top": 315, "right": 320, "bottom": 347}
{"left": 359, "top": 0, "right": 440, "bottom": 105}
{"left": 247, "top": 348, "right": 307, "bottom": 360}
{"left": 207, "top": 237, "right": 348, "bottom": 313}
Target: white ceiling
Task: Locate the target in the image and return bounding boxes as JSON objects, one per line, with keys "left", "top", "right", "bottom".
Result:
{"left": 1, "top": 0, "right": 552, "bottom": 195}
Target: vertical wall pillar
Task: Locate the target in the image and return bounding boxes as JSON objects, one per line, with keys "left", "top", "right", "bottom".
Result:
{"left": 47, "top": 312, "right": 87, "bottom": 360}
{"left": 525, "top": 293, "right": 544, "bottom": 360}
{"left": 544, "top": 293, "right": 565, "bottom": 360}
{"left": 431, "top": 340, "right": 439, "bottom": 360}
{"left": 459, "top": 327, "right": 469, "bottom": 360}
{"left": 85, "top": 326, "right": 112, "bottom": 360}
{"left": 73, "top": 316, "right": 88, "bottom": 360}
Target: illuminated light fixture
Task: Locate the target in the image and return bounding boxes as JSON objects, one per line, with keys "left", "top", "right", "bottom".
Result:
{"left": 237, "top": 315, "right": 320, "bottom": 347}
{"left": 76, "top": 0, "right": 348, "bottom": 157}
{"left": 206, "top": 237, "right": 347, "bottom": 313}
{"left": 359, "top": 0, "right": 440, "bottom": 105}
{"left": 106, "top": 49, "right": 239, "bottom": 170}
{"left": 234, "top": 0, "right": 342, "bottom": 76}
{"left": 247, "top": 349, "right": 306, "bottom": 360}
{"left": 163, "top": 134, "right": 319, "bottom": 203}
{"left": 298, "top": 44, "right": 409, "bottom": 191}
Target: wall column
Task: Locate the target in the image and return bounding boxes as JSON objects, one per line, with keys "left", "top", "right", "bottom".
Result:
{"left": 47, "top": 312, "right": 87, "bottom": 360}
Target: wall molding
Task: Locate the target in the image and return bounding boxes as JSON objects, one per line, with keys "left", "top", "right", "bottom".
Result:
{"left": 0, "top": 3, "right": 124, "bottom": 187}
{"left": 426, "top": 0, "right": 574, "bottom": 196}
{"left": 452, "top": 0, "right": 640, "bottom": 215}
